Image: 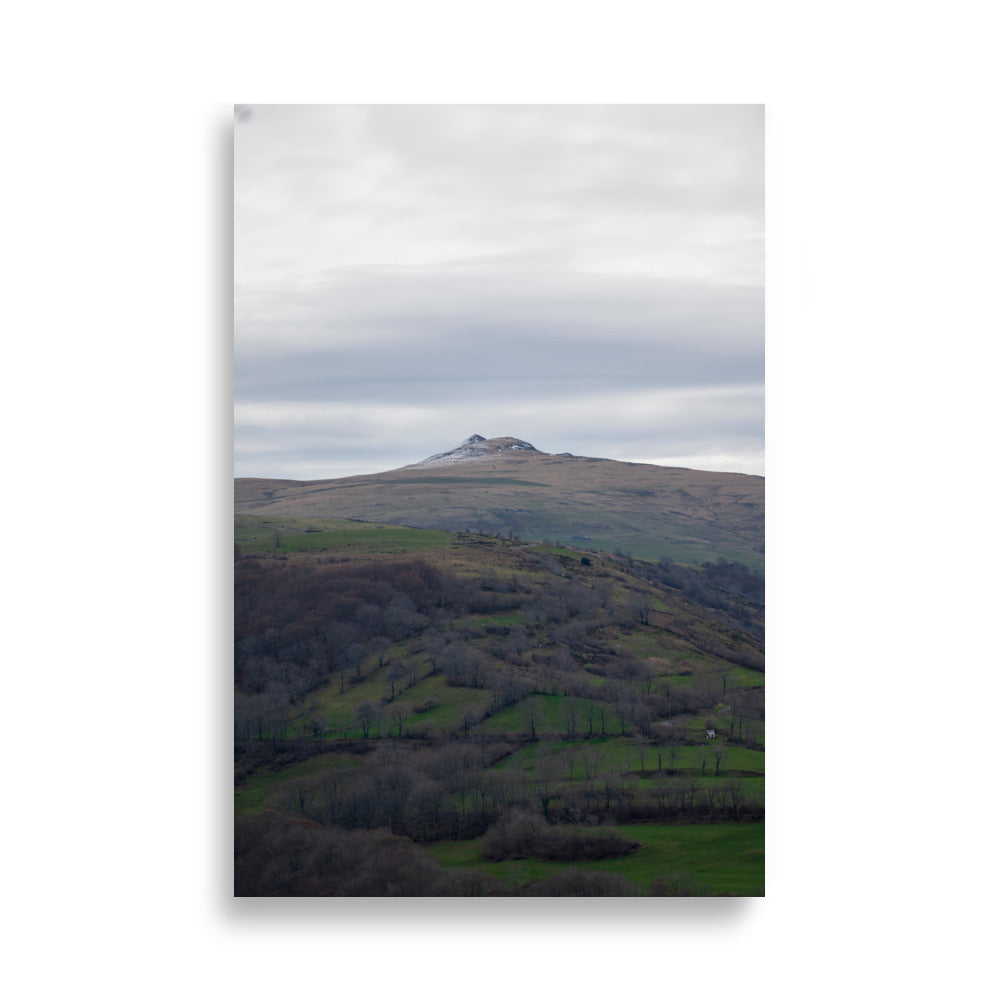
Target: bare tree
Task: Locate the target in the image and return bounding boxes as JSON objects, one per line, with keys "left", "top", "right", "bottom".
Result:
{"left": 680, "top": 779, "right": 698, "bottom": 812}
{"left": 536, "top": 748, "right": 559, "bottom": 820}
{"left": 389, "top": 702, "right": 410, "bottom": 738}
{"left": 384, "top": 661, "right": 407, "bottom": 699}
{"left": 346, "top": 642, "right": 368, "bottom": 683}
{"left": 615, "top": 697, "right": 633, "bottom": 735}
{"left": 369, "top": 636, "right": 391, "bottom": 669}
{"left": 624, "top": 592, "right": 653, "bottom": 627}
{"left": 501, "top": 626, "right": 528, "bottom": 660}
{"left": 459, "top": 706, "right": 483, "bottom": 738}
{"left": 704, "top": 783, "right": 720, "bottom": 811}
{"left": 723, "top": 779, "right": 745, "bottom": 819}
{"left": 636, "top": 738, "right": 649, "bottom": 774}
{"left": 355, "top": 700, "right": 378, "bottom": 738}
{"left": 564, "top": 701, "right": 579, "bottom": 740}
{"left": 307, "top": 713, "right": 328, "bottom": 739}
{"left": 523, "top": 700, "right": 538, "bottom": 741}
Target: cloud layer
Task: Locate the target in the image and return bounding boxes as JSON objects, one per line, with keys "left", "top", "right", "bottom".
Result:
{"left": 235, "top": 105, "right": 763, "bottom": 479}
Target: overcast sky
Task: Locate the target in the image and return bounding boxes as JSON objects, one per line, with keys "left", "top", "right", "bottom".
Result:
{"left": 235, "top": 105, "right": 763, "bottom": 480}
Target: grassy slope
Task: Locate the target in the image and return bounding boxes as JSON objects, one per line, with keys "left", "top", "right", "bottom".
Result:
{"left": 235, "top": 452, "right": 764, "bottom": 572}
{"left": 235, "top": 515, "right": 454, "bottom": 556}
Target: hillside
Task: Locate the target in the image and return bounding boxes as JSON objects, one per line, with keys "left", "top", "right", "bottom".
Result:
{"left": 234, "top": 516, "right": 764, "bottom": 896}
{"left": 235, "top": 436, "right": 765, "bottom": 571}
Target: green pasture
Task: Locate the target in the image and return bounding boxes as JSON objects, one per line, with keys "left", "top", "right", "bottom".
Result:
{"left": 301, "top": 663, "right": 398, "bottom": 736}
{"left": 727, "top": 666, "right": 765, "bottom": 688}
{"left": 235, "top": 515, "right": 453, "bottom": 555}
{"left": 558, "top": 532, "right": 763, "bottom": 575}
{"left": 425, "top": 821, "right": 764, "bottom": 896}
{"left": 615, "top": 626, "right": 676, "bottom": 660}
{"left": 478, "top": 694, "right": 604, "bottom": 737}
{"left": 451, "top": 610, "right": 526, "bottom": 630}
{"left": 304, "top": 667, "right": 500, "bottom": 738}
{"left": 664, "top": 673, "right": 694, "bottom": 689}
{"left": 578, "top": 667, "right": 609, "bottom": 686}
{"left": 614, "top": 630, "right": 760, "bottom": 690}
{"left": 234, "top": 750, "right": 363, "bottom": 816}
{"left": 392, "top": 674, "right": 494, "bottom": 734}
{"left": 300, "top": 663, "right": 500, "bottom": 739}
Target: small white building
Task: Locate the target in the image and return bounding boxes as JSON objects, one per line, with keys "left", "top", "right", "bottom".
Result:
{"left": 706, "top": 729, "right": 716, "bottom": 739}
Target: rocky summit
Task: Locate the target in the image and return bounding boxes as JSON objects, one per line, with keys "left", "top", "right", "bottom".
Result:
{"left": 406, "top": 434, "right": 541, "bottom": 468}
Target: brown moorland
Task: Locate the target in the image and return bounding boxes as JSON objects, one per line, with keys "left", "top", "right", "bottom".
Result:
{"left": 235, "top": 441, "right": 763, "bottom": 570}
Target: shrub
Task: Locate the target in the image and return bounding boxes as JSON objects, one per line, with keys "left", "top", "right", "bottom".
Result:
{"left": 482, "top": 809, "right": 639, "bottom": 862}
{"left": 235, "top": 811, "right": 505, "bottom": 896}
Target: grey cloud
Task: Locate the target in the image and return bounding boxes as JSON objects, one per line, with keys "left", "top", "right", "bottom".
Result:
{"left": 236, "top": 269, "right": 761, "bottom": 349}
{"left": 234, "top": 351, "right": 760, "bottom": 408}
{"left": 235, "top": 105, "right": 763, "bottom": 480}
{"left": 234, "top": 268, "right": 761, "bottom": 414}
{"left": 236, "top": 105, "right": 762, "bottom": 289}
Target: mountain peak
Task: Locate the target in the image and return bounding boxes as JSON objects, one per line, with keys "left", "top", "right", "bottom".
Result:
{"left": 408, "top": 435, "right": 541, "bottom": 468}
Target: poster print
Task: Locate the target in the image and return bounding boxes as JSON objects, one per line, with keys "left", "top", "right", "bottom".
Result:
{"left": 234, "top": 105, "right": 763, "bottom": 896}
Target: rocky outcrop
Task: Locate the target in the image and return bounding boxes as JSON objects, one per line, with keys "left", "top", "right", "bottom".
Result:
{"left": 407, "top": 434, "right": 541, "bottom": 468}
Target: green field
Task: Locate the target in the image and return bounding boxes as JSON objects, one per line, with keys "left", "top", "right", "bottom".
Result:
{"left": 235, "top": 515, "right": 454, "bottom": 555}
{"left": 425, "top": 822, "right": 764, "bottom": 895}
{"left": 234, "top": 750, "right": 364, "bottom": 815}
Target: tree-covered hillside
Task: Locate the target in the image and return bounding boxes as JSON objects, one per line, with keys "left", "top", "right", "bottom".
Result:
{"left": 234, "top": 517, "right": 764, "bottom": 896}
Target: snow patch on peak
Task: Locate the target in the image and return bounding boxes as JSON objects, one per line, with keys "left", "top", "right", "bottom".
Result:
{"left": 406, "top": 435, "right": 542, "bottom": 468}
